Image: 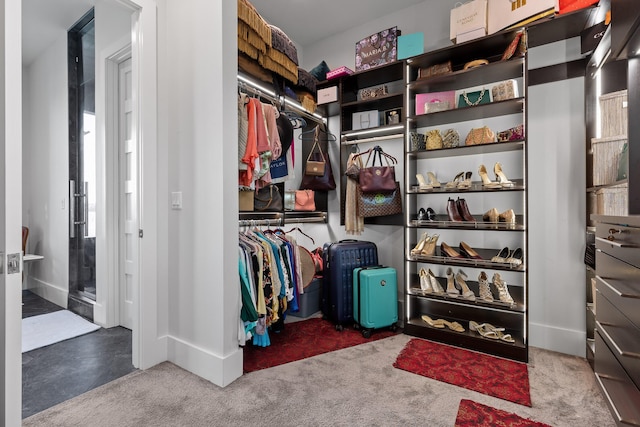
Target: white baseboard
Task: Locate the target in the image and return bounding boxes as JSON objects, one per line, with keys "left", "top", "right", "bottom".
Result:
{"left": 27, "top": 278, "right": 68, "bottom": 309}
{"left": 167, "top": 335, "right": 243, "bottom": 387}
{"left": 529, "top": 322, "right": 586, "bottom": 358}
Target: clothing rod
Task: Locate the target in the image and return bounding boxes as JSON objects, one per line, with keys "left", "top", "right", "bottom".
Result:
{"left": 238, "top": 218, "right": 283, "bottom": 227}
{"left": 341, "top": 133, "right": 404, "bottom": 146}
{"left": 284, "top": 213, "right": 327, "bottom": 224}
{"left": 237, "top": 74, "right": 326, "bottom": 125}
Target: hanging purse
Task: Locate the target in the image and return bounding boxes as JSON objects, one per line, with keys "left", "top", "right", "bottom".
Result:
{"left": 465, "top": 126, "right": 496, "bottom": 146}
{"left": 358, "top": 146, "right": 397, "bottom": 193}
{"left": 254, "top": 185, "right": 283, "bottom": 212}
{"left": 426, "top": 130, "right": 443, "bottom": 150}
{"left": 294, "top": 190, "right": 316, "bottom": 211}
{"left": 300, "top": 126, "right": 336, "bottom": 191}
{"left": 305, "top": 133, "right": 326, "bottom": 176}
{"left": 239, "top": 189, "right": 254, "bottom": 211}
{"left": 356, "top": 182, "right": 403, "bottom": 218}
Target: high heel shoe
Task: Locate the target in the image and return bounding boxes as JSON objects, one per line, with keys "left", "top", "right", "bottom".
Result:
{"left": 494, "top": 162, "right": 514, "bottom": 187}
{"left": 425, "top": 207, "right": 436, "bottom": 221}
{"left": 427, "top": 171, "right": 441, "bottom": 188}
{"left": 478, "top": 271, "right": 494, "bottom": 302}
{"left": 455, "top": 269, "right": 476, "bottom": 300}
{"left": 447, "top": 198, "right": 464, "bottom": 222}
{"left": 416, "top": 173, "right": 432, "bottom": 190}
{"left": 499, "top": 209, "right": 516, "bottom": 225}
{"left": 446, "top": 267, "right": 459, "bottom": 296}
{"left": 411, "top": 233, "right": 429, "bottom": 256}
{"left": 492, "top": 273, "right": 515, "bottom": 305}
{"left": 456, "top": 198, "right": 476, "bottom": 222}
{"left": 482, "top": 323, "right": 515, "bottom": 343}
{"left": 422, "top": 234, "right": 439, "bottom": 256}
{"left": 459, "top": 241, "right": 483, "bottom": 259}
{"left": 469, "top": 321, "right": 499, "bottom": 340}
{"left": 478, "top": 165, "right": 501, "bottom": 189}
{"left": 491, "top": 247, "right": 510, "bottom": 263}
{"left": 457, "top": 171, "right": 472, "bottom": 189}
{"left": 482, "top": 208, "right": 499, "bottom": 223}
{"left": 441, "top": 242, "right": 464, "bottom": 258}
{"left": 418, "top": 267, "right": 433, "bottom": 293}
{"left": 445, "top": 172, "right": 464, "bottom": 189}
{"left": 505, "top": 247, "right": 523, "bottom": 266}
{"left": 428, "top": 269, "right": 445, "bottom": 294}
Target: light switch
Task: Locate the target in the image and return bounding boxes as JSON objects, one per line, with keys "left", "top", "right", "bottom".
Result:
{"left": 171, "top": 192, "right": 182, "bottom": 210}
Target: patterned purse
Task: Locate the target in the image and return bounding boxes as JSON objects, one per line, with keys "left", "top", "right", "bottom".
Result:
{"left": 426, "top": 130, "right": 443, "bottom": 150}
{"left": 465, "top": 126, "right": 496, "bottom": 146}
{"left": 356, "top": 182, "right": 402, "bottom": 218}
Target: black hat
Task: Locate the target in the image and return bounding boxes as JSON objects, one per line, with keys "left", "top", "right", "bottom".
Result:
{"left": 276, "top": 113, "right": 293, "bottom": 155}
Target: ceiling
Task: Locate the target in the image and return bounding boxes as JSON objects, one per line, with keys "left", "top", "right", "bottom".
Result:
{"left": 22, "top": 0, "right": 94, "bottom": 66}
{"left": 250, "top": 0, "right": 427, "bottom": 48}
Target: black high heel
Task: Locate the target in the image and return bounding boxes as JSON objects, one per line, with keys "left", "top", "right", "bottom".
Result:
{"left": 491, "top": 247, "right": 510, "bottom": 263}
{"left": 426, "top": 207, "right": 436, "bottom": 221}
{"left": 506, "top": 247, "right": 523, "bottom": 266}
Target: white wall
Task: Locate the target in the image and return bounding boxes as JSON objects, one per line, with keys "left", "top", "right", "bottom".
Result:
{"left": 161, "top": 0, "right": 242, "bottom": 386}
{"left": 22, "top": 33, "right": 69, "bottom": 307}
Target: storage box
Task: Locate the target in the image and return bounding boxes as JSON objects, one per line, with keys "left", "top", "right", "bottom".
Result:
{"left": 355, "top": 26, "right": 399, "bottom": 72}
{"left": 456, "top": 27, "right": 487, "bottom": 44}
{"left": 415, "top": 91, "right": 456, "bottom": 115}
{"left": 398, "top": 32, "right": 424, "bottom": 59}
{"left": 599, "top": 90, "right": 628, "bottom": 138}
{"left": 317, "top": 86, "right": 338, "bottom": 105}
{"left": 352, "top": 110, "right": 380, "bottom": 130}
{"left": 487, "top": 0, "right": 557, "bottom": 35}
{"left": 289, "top": 277, "right": 322, "bottom": 318}
{"left": 596, "top": 183, "right": 628, "bottom": 216}
{"left": 450, "top": 0, "right": 487, "bottom": 42}
{"left": 326, "top": 66, "right": 353, "bottom": 80}
{"left": 592, "top": 135, "right": 627, "bottom": 186}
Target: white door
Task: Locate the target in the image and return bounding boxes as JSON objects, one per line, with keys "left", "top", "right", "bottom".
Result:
{"left": 119, "top": 57, "right": 135, "bottom": 330}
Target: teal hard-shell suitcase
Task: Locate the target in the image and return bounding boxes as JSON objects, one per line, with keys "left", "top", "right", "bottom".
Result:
{"left": 353, "top": 266, "right": 398, "bottom": 338}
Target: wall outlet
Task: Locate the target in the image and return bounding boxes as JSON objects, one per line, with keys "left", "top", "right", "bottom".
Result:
{"left": 171, "top": 192, "right": 182, "bottom": 210}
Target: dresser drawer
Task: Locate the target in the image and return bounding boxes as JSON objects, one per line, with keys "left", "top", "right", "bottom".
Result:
{"left": 596, "top": 222, "right": 640, "bottom": 267}
{"left": 595, "top": 332, "right": 640, "bottom": 426}
{"left": 597, "top": 275, "right": 640, "bottom": 330}
{"left": 596, "top": 292, "right": 640, "bottom": 389}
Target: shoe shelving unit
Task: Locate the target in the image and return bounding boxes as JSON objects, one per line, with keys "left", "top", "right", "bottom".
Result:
{"left": 403, "top": 29, "right": 529, "bottom": 362}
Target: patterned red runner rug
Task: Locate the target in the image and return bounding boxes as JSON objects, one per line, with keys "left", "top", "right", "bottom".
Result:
{"left": 393, "top": 338, "right": 531, "bottom": 406}
{"left": 455, "top": 399, "right": 551, "bottom": 427}
{"left": 243, "top": 317, "right": 396, "bottom": 373}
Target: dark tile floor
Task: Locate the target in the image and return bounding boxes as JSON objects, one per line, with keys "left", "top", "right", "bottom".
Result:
{"left": 22, "top": 291, "right": 137, "bottom": 419}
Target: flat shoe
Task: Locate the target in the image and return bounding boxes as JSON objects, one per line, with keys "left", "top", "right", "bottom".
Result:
{"left": 421, "top": 315, "right": 445, "bottom": 328}
{"left": 442, "top": 319, "right": 465, "bottom": 332}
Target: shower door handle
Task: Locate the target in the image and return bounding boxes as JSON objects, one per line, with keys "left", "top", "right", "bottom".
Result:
{"left": 69, "top": 180, "right": 88, "bottom": 238}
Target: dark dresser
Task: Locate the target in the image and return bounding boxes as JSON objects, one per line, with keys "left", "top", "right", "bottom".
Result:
{"left": 593, "top": 215, "right": 640, "bottom": 426}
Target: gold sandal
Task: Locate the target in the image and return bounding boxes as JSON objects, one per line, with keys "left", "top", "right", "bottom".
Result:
{"left": 469, "top": 321, "right": 499, "bottom": 339}
{"left": 421, "top": 315, "right": 445, "bottom": 328}
{"left": 441, "top": 319, "right": 465, "bottom": 333}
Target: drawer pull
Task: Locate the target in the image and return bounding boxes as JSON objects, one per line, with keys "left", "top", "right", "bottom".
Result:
{"left": 596, "top": 236, "right": 636, "bottom": 248}
{"left": 595, "top": 373, "right": 624, "bottom": 423}
{"left": 597, "top": 276, "right": 640, "bottom": 300}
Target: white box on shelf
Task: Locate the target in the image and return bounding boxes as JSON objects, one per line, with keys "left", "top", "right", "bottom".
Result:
{"left": 456, "top": 27, "right": 487, "bottom": 44}
{"left": 317, "top": 86, "right": 338, "bottom": 105}
{"left": 450, "top": 0, "right": 487, "bottom": 42}
{"left": 352, "top": 110, "right": 380, "bottom": 130}
{"left": 487, "top": 0, "right": 557, "bottom": 36}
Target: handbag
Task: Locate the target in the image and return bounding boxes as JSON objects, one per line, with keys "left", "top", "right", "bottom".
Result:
{"left": 426, "top": 130, "right": 443, "bottom": 150}
{"left": 442, "top": 129, "right": 460, "bottom": 148}
{"left": 239, "top": 190, "right": 254, "bottom": 211}
{"left": 358, "top": 146, "right": 397, "bottom": 193}
{"left": 304, "top": 132, "right": 326, "bottom": 176}
{"left": 465, "top": 126, "right": 496, "bottom": 146}
{"left": 294, "top": 190, "right": 316, "bottom": 211}
{"left": 419, "top": 61, "right": 452, "bottom": 80}
{"left": 617, "top": 142, "right": 628, "bottom": 181}
{"left": 254, "top": 185, "right": 283, "bottom": 212}
{"left": 457, "top": 89, "right": 490, "bottom": 108}
{"left": 491, "top": 80, "right": 518, "bottom": 102}
{"left": 410, "top": 132, "right": 426, "bottom": 151}
{"left": 284, "top": 190, "right": 296, "bottom": 211}
{"left": 356, "top": 182, "right": 403, "bottom": 218}
{"left": 300, "top": 127, "right": 336, "bottom": 191}
{"left": 497, "top": 124, "right": 525, "bottom": 142}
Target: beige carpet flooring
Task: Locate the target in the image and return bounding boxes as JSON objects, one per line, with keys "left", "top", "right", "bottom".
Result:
{"left": 23, "top": 334, "right": 614, "bottom": 427}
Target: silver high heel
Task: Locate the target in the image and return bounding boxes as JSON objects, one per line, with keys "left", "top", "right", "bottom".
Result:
{"left": 419, "top": 268, "right": 433, "bottom": 293}
{"left": 428, "top": 269, "right": 445, "bottom": 294}
{"left": 455, "top": 269, "right": 476, "bottom": 301}
{"left": 478, "top": 271, "right": 493, "bottom": 302}
{"left": 492, "top": 273, "right": 514, "bottom": 305}
{"left": 446, "top": 267, "right": 459, "bottom": 296}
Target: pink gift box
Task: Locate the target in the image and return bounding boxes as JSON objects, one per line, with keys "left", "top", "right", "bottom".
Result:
{"left": 326, "top": 66, "right": 354, "bottom": 80}
{"left": 415, "top": 91, "right": 456, "bottom": 115}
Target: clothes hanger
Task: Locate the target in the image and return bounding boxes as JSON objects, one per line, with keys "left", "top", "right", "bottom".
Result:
{"left": 283, "top": 227, "right": 315, "bottom": 245}
{"left": 298, "top": 124, "right": 337, "bottom": 141}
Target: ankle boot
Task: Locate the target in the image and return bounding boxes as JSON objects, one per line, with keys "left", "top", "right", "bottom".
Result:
{"left": 447, "top": 198, "right": 464, "bottom": 222}
{"left": 478, "top": 272, "right": 493, "bottom": 302}
{"left": 456, "top": 198, "right": 476, "bottom": 222}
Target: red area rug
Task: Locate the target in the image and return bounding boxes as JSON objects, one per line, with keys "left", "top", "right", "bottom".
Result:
{"left": 243, "top": 317, "right": 396, "bottom": 373}
{"left": 393, "top": 338, "right": 531, "bottom": 406}
{"left": 455, "top": 399, "right": 551, "bottom": 427}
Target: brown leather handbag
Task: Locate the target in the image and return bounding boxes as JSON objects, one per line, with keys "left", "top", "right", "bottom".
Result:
{"left": 358, "top": 146, "right": 397, "bottom": 193}
{"left": 465, "top": 126, "right": 496, "bottom": 146}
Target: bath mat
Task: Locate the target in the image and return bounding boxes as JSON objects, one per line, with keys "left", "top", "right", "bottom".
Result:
{"left": 393, "top": 338, "right": 531, "bottom": 406}
{"left": 455, "top": 399, "right": 552, "bottom": 427}
{"left": 22, "top": 310, "right": 101, "bottom": 353}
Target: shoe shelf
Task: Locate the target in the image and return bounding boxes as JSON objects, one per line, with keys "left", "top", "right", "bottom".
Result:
{"left": 408, "top": 218, "right": 526, "bottom": 231}
{"left": 408, "top": 180, "right": 526, "bottom": 194}
{"left": 408, "top": 140, "right": 524, "bottom": 159}
{"left": 408, "top": 252, "right": 525, "bottom": 272}
{"left": 403, "top": 28, "right": 528, "bottom": 362}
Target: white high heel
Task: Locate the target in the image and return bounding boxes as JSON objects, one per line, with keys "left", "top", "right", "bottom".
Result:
{"left": 446, "top": 267, "right": 459, "bottom": 296}
{"left": 416, "top": 174, "right": 432, "bottom": 190}
{"left": 494, "top": 162, "right": 514, "bottom": 188}
{"left": 492, "top": 273, "right": 515, "bottom": 305}
{"left": 428, "top": 269, "right": 445, "bottom": 294}
{"left": 478, "top": 164, "right": 501, "bottom": 189}
{"left": 427, "top": 171, "right": 441, "bottom": 188}
{"left": 455, "top": 269, "right": 476, "bottom": 301}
